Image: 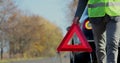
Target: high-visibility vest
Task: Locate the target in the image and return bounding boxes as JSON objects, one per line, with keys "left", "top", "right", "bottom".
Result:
{"left": 88, "top": 0, "right": 120, "bottom": 17}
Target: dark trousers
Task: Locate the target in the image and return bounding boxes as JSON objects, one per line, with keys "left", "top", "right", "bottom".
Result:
{"left": 89, "top": 14, "right": 120, "bottom": 63}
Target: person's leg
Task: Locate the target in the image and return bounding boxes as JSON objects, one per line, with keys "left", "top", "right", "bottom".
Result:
{"left": 90, "top": 17, "right": 107, "bottom": 63}
{"left": 106, "top": 16, "right": 120, "bottom": 63}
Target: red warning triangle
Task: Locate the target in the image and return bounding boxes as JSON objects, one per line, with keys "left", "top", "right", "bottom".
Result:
{"left": 57, "top": 23, "right": 92, "bottom": 52}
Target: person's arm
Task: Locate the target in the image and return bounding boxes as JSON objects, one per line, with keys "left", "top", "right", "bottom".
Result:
{"left": 73, "top": 0, "right": 88, "bottom": 24}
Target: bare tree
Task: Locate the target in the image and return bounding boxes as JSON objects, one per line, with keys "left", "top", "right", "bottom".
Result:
{"left": 0, "top": 31, "right": 8, "bottom": 59}
{"left": 0, "top": 0, "right": 17, "bottom": 59}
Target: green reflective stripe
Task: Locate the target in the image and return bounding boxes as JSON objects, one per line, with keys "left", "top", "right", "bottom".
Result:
{"left": 88, "top": 2, "right": 120, "bottom": 8}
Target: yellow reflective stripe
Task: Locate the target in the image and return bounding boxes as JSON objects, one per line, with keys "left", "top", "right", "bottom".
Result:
{"left": 88, "top": 2, "right": 120, "bottom": 8}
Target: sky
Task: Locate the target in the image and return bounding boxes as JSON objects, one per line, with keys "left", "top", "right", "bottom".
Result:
{"left": 15, "top": 0, "right": 72, "bottom": 35}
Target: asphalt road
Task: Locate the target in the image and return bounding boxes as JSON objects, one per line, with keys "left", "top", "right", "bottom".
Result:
{"left": 10, "top": 57, "right": 70, "bottom": 63}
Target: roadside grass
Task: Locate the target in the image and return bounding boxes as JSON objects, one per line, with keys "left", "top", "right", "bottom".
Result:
{"left": 0, "top": 57, "right": 44, "bottom": 63}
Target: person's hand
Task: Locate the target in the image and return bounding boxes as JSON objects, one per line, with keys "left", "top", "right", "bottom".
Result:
{"left": 72, "top": 17, "right": 80, "bottom": 24}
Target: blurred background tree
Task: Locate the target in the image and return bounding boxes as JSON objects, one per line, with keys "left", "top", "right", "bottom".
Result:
{"left": 0, "top": 0, "right": 63, "bottom": 59}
